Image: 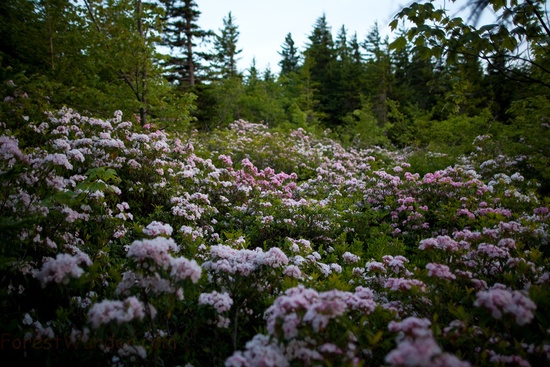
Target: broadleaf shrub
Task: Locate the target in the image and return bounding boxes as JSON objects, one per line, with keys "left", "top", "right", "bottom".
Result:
{"left": 1, "top": 108, "right": 549, "bottom": 366}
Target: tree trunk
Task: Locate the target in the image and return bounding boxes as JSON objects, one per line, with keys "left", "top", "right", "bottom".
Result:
{"left": 137, "top": 0, "right": 147, "bottom": 125}
{"left": 185, "top": 17, "right": 195, "bottom": 86}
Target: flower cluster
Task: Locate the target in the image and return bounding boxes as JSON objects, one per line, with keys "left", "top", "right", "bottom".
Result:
{"left": 385, "top": 317, "right": 471, "bottom": 367}
{"left": 33, "top": 251, "right": 92, "bottom": 287}
{"left": 198, "top": 291, "right": 234, "bottom": 313}
{"left": 88, "top": 296, "right": 155, "bottom": 329}
{"left": 2, "top": 109, "right": 549, "bottom": 366}
{"left": 474, "top": 284, "right": 536, "bottom": 325}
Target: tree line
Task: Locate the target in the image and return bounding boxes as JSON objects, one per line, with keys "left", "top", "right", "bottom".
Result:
{"left": 1, "top": 1, "right": 549, "bottom": 165}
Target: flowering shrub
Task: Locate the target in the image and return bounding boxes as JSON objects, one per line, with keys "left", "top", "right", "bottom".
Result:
{"left": 1, "top": 108, "right": 549, "bottom": 366}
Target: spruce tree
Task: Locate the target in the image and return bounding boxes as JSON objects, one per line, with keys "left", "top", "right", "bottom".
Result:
{"left": 362, "top": 22, "right": 392, "bottom": 125}
{"left": 303, "top": 14, "right": 338, "bottom": 124}
{"left": 278, "top": 33, "right": 300, "bottom": 75}
{"left": 213, "top": 11, "right": 242, "bottom": 78}
{"left": 334, "top": 27, "right": 364, "bottom": 119}
{"left": 160, "top": 0, "right": 212, "bottom": 87}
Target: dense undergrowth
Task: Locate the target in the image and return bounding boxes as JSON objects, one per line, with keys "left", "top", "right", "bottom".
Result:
{"left": 1, "top": 107, "right": 549, "bottom": 366}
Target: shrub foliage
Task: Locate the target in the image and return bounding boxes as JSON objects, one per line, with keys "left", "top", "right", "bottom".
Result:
{"left": 0, "top": 108, "right": 549, "bottom": 366}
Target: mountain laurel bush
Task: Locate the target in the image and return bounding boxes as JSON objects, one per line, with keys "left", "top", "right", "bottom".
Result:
{"left": 0, "top": 107, "right": 549, "bottom": 366}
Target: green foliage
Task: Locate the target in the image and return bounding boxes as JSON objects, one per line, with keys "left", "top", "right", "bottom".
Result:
{"left": 339, "top": 97, "right": 391, "bottom": 148}
{"left": 502, "top": 95, "right": 550, "bottom": 195}
{"left": 424, "top": 109, "right": 495, "bottom": 152}
{"left": 160, "top": 0, "right": 213, "bottom": 86}
{"left": 4, "top": 0, "right": 550, "bottom": 364}
{"left": 212, "top": 12, "right": 242, "bottom": 79}
{"left": 407, "top": 150, "right": 458, "bottom": 177}
{"left": 2, "top": 106, "right": 550, "bottom": 366}
{"left": 391, "top": 0, "right": 550, "bottom": 88}
{"left": 278, "top": 33, "right": 300, "bottom": 75}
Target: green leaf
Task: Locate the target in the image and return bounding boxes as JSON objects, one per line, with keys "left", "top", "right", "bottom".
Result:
{"left": 502, "top": 36, "right": 518, "bottom": 51}
{"left": 367, "top": 330, "right": 384, "bottom": 346}
{"left": 479, "top": 24, "right": 499, "bottom": 33}
{"left": 389, "top": 36, "right": 407, "bottom": 51}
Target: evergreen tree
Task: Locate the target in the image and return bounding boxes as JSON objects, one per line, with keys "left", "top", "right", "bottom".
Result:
{"left": 390, "top": 25, "right": 412, "bottom": 103}
{"left": 240, "top": 60, "right": 285, "bottom": 126}
{"left": 335, "top": 25, "right": 350, "bottom": 62}
{"left": 246, "top": 58, "right": 259, "bottom": 86}
{"left": 160, "top": 0, "right": 212, "bottom": 87}
{"left": 362, "top": 22, "right": 392, "bottom": 125}
{"left": 432, "top": 52, "right": 487, "bottom": 117}
{"left": 390, "top": 24, "right": 435, "bottom": 111}
{"left": 294, "top": 56, "right": 321, "bottom": 124}
{"left": 484, "top": 50, "right": 521, "bottom": 121}
{"left": 303, "top": 14, "right": 338, "bottom": 124}
{"left": 278, "top": 33, "right": 300, "bottom": 75}
{"left": 263, "top": 67, "right": 275, "bottom": 83}
{"left": 335, "top": 27, "right": 364, "bottom": 119}
{"left": 0, "top": 0, "right": 49, "bottom": 75}
{"left": 213, "top": 12, "right": 242, "bottom": 78}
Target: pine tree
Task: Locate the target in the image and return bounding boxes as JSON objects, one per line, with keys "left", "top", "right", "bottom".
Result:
{"left": 391, "top": 25, "right": 412, "bottom": 103}
{"left": 278, "top": 33, "right": 300, "bottom": 75}
{"left": 362, "top": 22, "right": 392, "bottom": 125}
{"left": 334, "top": 27, "right": 364, "bottom": 119}
{"left": 485, "top": 50, "right": 519, "bottom": 121}
{"left": 447, "top": 53, "right": 488, "bottom": 116}
{"left": 335, "top": 25, "right": 350, "bottom": 62}
{"left": 160, "top": 0, "right": 212, "bottom": 87}
{"left": 246, "top": 57, "right": 259, "bottom": 86}
{"left": 303, "top": 14, "right": 338, "bottom": 124}
{"left": 213, "top": 11, "right": 242, "bottom": 78}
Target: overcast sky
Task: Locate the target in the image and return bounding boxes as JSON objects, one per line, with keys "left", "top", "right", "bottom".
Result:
{"left": 194, "top": 0, "right": 408, "bottom": 74}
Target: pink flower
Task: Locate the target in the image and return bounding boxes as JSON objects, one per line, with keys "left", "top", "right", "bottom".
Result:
{"left": 218, "top": 154, "right": 233, "bottom": 166}
{"left": 169, "top": 257, "right": 202, "bottom": 283}
{"left": 476, "top": 243, "right": 510, "bottom": 258}
{"left": 318, "top": 343, "right": 342, "bottom": 354}
{"left": 388, "top": 317, "right": 432, "bottom": 338}
{"left": 365, "top": 261, "right": 386, "bottom": 273}
{"left": 497, "top": 238, "right": 516, "bottom": 249}
{"left": 419, "top": 236, "right": 459, "bottom": 252}
{"left": 142, "top": 221, "right": 173, "bottom": 237}
{"left": 303, "top": 290, "right": 348, "bottom": 331}
{"left": 386, "top": 317, "right": 471, "bottom": 367}
{"left": 432, "top": 353, "right": 472, "bottom": 367}
{"left": 88, "top": 296, "right": 154, "bottom": 328}
{"left": 0, "top": 135, "right": 26, "bottom": 168}
{"left": 385, "top": 337, "right": 441, "bottom": 366}
{"left": 283, "top": 265, "right": 302, "bottom": 279}
{"left": 199, "top": 291, "right": 233, "bottom": 313}
{"left": 457, "top": 208, "right": 476, "bottom": 219}
{"left": 488, "top": 351, "right": 531, "bottom": 367}
{"left": 44, "top": 153, "right": 73, "bottom": 170}
{"left": 127, "top": 237, "right": 179, "bottom": 269}
{"left": 384, "top": 278, "right": 427, "bottom": 292}
{"left": 347, "top": 286, "right": 377, "bottom": 314}
{"left": 426, "top": 263, "right": 456, "bottom": 281}
{"left": 342, "top": 252, "right": 360, "bottom": 264}
{"left": 225, "top": 334, "right": 288, "bottom": 367}
{"left": 383, "top": 255, "right": 410, "bottom": 274}
{"left": 33, "top": 252, "right": 92, "bottom": 287}
{"left": 263, "top": 247, "right": 289, "bottom": 268}
{"left": 474, "top": 285, "right": 536, "bottom": 325}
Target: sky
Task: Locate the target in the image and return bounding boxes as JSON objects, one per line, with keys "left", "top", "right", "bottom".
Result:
{"left": 194, "top": 0, "right": 409, "bottom": 74}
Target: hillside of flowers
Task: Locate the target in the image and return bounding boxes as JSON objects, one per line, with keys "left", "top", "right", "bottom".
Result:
{"left": 1, "top": 107, "right": 549, "bottom": 366}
